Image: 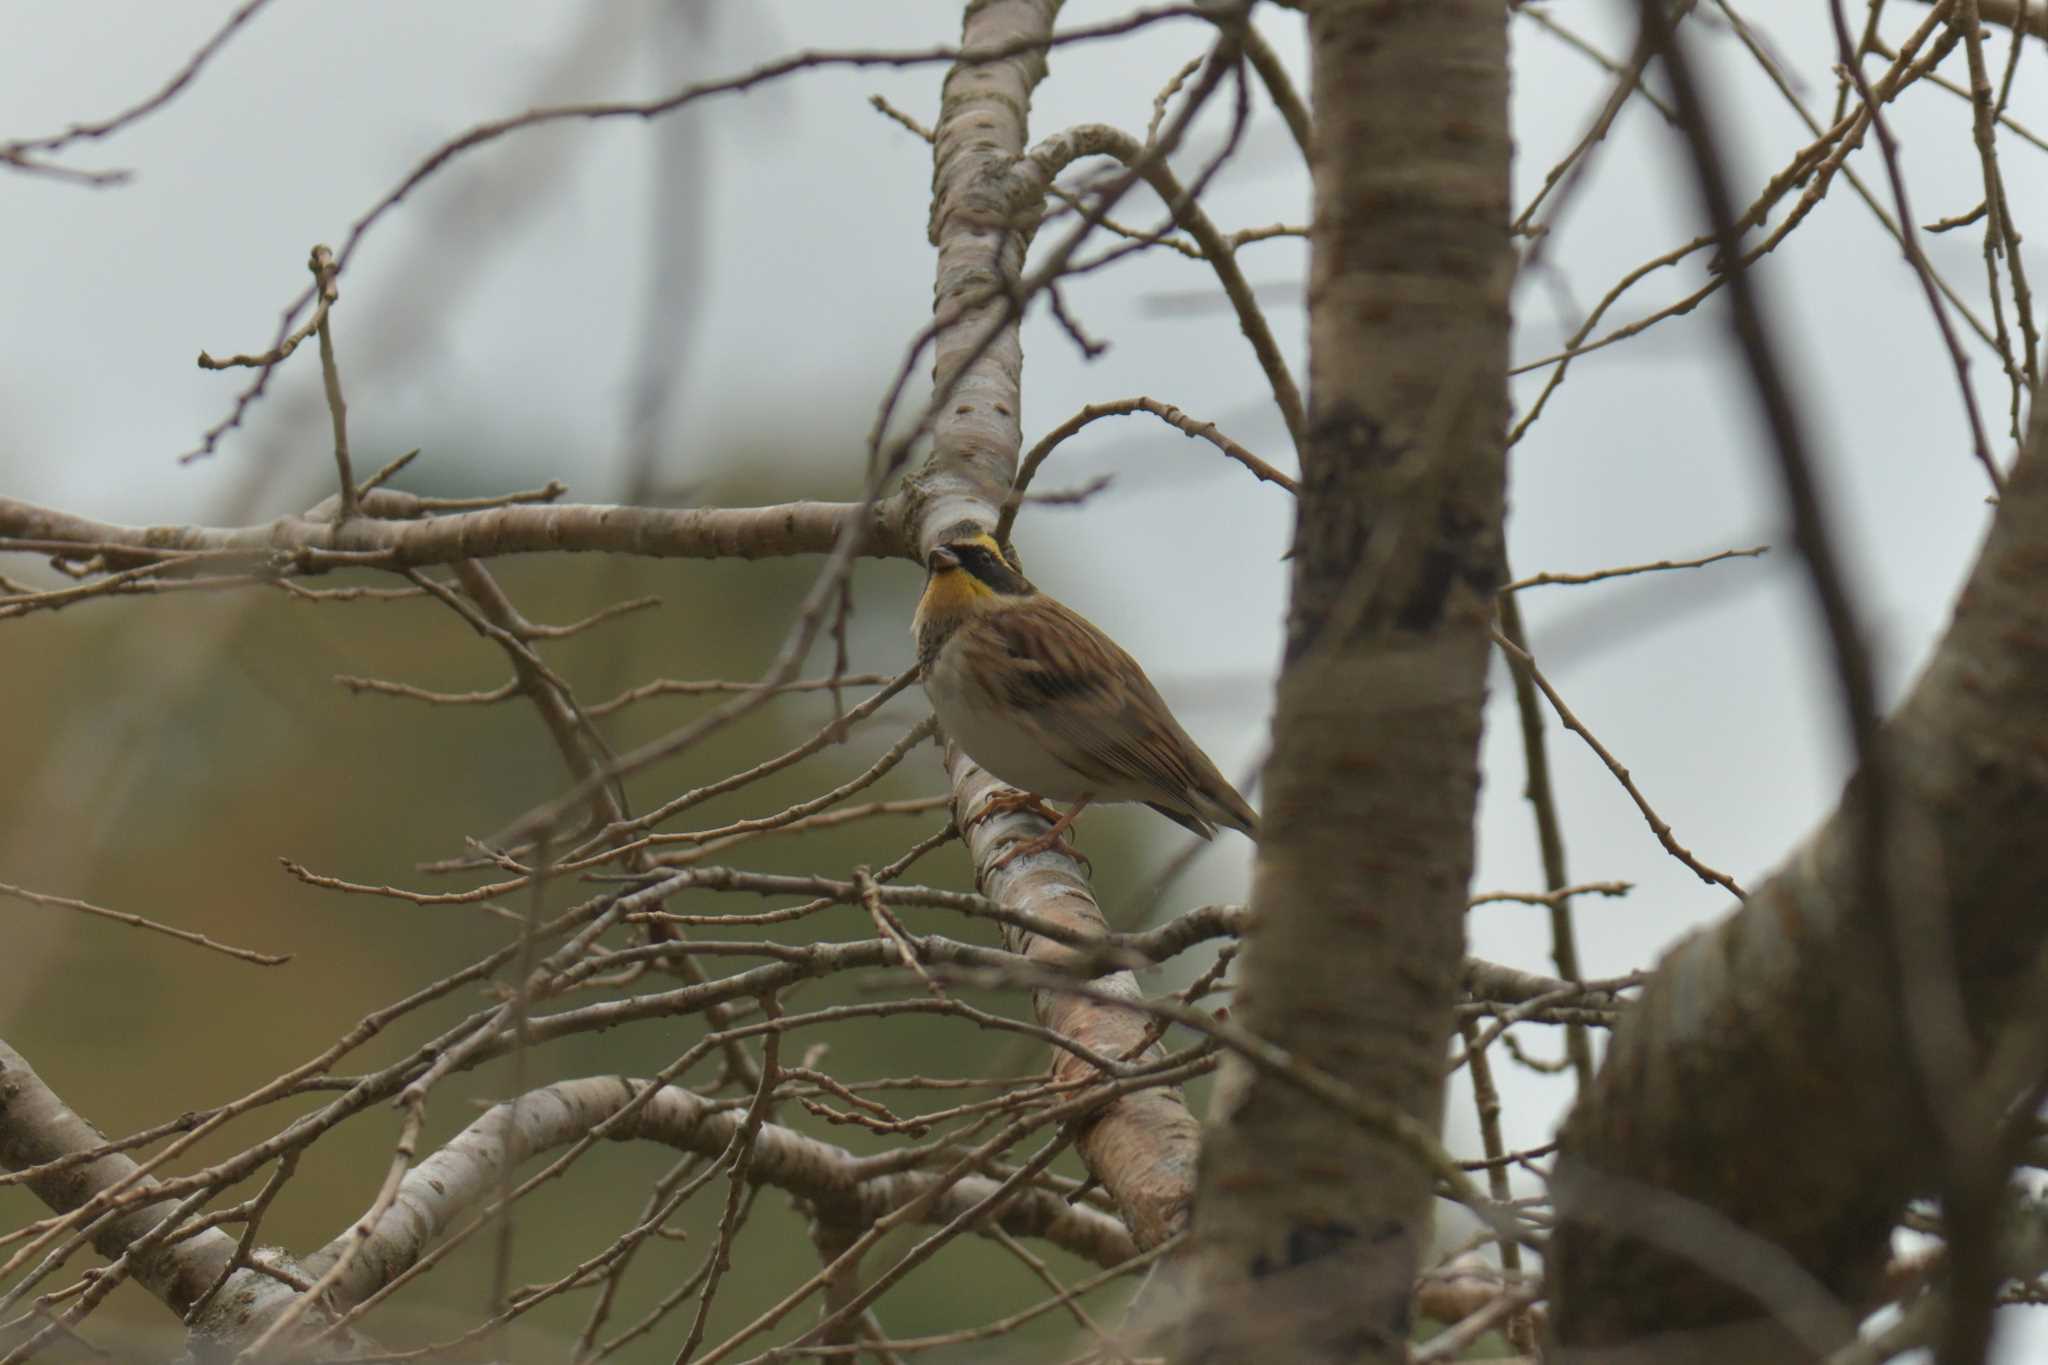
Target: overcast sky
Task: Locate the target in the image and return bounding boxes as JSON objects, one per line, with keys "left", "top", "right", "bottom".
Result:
{"left": 5, "top": 1, "right": 2042, "bottom": 1353}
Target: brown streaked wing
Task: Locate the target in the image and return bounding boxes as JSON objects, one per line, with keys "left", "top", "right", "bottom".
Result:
{"left": 976, "top": 598, "right": 1226, "bottom": 814}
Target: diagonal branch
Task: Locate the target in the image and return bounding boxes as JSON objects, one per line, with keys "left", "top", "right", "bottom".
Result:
{"left": 0, "top": 1040, "right": 245, "bottom": 1326}
{"left": 944, "top": 746, "right": 1203, "bottom": 1250}
{"left": 1009, "top": 122, "right": 1306, "bottom": 452}
{"left": 886, "top": 0, "right": 1252, "bottom": 1265}
{"left": 1550, "top": 232, "right": 2048, "bottom": 1365}
{"left": 311, "top": 1076, "right": 1139, "bottom": 1313}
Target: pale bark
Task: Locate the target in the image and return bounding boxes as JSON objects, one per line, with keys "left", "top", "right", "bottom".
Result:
{"left": 944, "top": 745, "right": 1202, "bottom": 1251}
{"left": 0, "top": 1040, "right": 296, "bottom": 1344}
{"left": 898, "top": 0, "right": 1209, "bottom": 1259}
{"left": 1178, "top": 0, "right": 1512, "bottom": 1360}
{"left": 0, "top": 489, "right": 896, "bottom": 574}
{"left": 307, "top": 1076, "right": 1139, "bottom": 1305}
{"left": 893, "top": 0, "right": 1055, "bottom": 556}
{"left": 0, "top": 1043, "right": 1141, "bottom": 1358}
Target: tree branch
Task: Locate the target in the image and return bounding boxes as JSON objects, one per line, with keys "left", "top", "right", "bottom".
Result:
{"left": 0, "top": 1040, "right": 253, "bottom": 1328}
{"left": 1010, "top": 122, "right": 1306, "bottom": 453}
{"left": 0, "top": 490, "right": 903, "bottom": 574}
{"left": 305, "top": 1075, "right": 1138, "bottom": 1313}
{"left": 944, "top": 745, "right": 1203, "bottom": 1251}
{"left": 885, "top": 0, "right": 1245, "bottom": 1267}
{"left": 1550, "top": 287, "right": 2048, "bottom": 1364}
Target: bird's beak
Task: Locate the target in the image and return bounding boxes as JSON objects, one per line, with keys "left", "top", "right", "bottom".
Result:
{"left": 927, "top": 546, "right": 960, "bottom": 573}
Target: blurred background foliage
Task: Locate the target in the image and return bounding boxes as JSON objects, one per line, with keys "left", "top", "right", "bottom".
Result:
{"left": 0, "top": 436, "right": 1241, "bottom": 1362}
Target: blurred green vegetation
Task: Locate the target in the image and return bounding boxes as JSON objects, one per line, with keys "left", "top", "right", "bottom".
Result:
{"left": 0, "top": 447, "right": 1235, "bottom": 1363}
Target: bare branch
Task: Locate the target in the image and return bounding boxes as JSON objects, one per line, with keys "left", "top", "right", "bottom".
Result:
{"left": 1493, "top": 630, "right": 1749, "bottom": 900}
{"left": 997, "top": 394, "right": 1295, "bottom": 542}
{"left": 180, "top": 4, "right": 1223, "bottom": 464}
{"left": 0, "top": 0, "right": 278, "bottom": 173}
{"left": 0, "top": 1040, "right": 240, "bottom": 1322}
{"left": 1010, "top": 122, "right": 1306, "bottom": 452}
{"left": 0, "top": 491, "right": 901, "bottom": 574}
{"left": 1501, "top": 545, "right": 1769, "bottom": 592}
{"left": 0, "top": 880, "right": 289, "bottom": 967}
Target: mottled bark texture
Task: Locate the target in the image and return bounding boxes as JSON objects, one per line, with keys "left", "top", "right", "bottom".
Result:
{"left": 946, "top": 746, "right": 1202, "bottom": 1250}
{"left": 906, "top": 0, "right": 1205, "bottom": 1255}
{"left": 0, "top": 1040, "right": 240, "bottom": 1323}
{"left": 899, "top": 0, "right": 1054, "bottom": 556}
{"left": 1549, "top": 387, "right": 2048, "bottom": 1359}
{"left": 0, "top": 491, "right": 900, "bottom": 573}
{"left": 1178, "top": 2, "right": 1511, "bottom": 1361}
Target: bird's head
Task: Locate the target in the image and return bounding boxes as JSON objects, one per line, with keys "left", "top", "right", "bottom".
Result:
{"left": 913, "top": 531, "right": 1033, "bottom": 636}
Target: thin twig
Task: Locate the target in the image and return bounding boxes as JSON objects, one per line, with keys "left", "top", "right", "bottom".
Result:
{"left": 0, "top": 880, "right": 289, "bottom": 966}
{"left": 1828, "top": 3, "right": 2004, "bottom": 490}
{"left": 1501, "top": 545, "right": 1768, "bottom": 592}
{"left": 0, "top": 0, "right": 278, "bottom": 165}
{"left": 1468, "top": 881, "right": 1633, "bottom": 909}
{"left": 997, "top": 394, "right": 1294, "bottom": 542}
{"left": 179, "top": 4, "right": 1220, "bottom": 464}
{"left": 233, "top": 1102, "right": 424, "bottom": 1362}
{"left": 307, "top": 246, "right": 357, "bottom": 519}
{"left": 856, "top": 869, "right": 947, "bottom": 1000}
{"left": 1491, "top": 631, "right": 1748, "bottom": 900}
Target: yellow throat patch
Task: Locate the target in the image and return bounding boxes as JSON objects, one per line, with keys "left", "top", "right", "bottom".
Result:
{"left": 912, "top": 533, "right": 1013, "bottom": 641}
{"left": 914, "top": 554, "right": 992, "bottom": 631}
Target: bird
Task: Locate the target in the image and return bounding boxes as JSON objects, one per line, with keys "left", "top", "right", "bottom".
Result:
{"left": 911, "top": 529, "right": 1258, "bottom": 869}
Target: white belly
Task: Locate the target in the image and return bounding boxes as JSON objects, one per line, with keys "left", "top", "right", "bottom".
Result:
{"left": 924, "top": 648, "right": 1094, "bottom": 801}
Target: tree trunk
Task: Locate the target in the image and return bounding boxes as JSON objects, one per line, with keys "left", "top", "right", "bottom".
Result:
{"left": 1549, "top": 376, "right": 2048, "bottom": 1360}
{"left": 1178, "top": 2, "right": 1512, "bottom": 1360}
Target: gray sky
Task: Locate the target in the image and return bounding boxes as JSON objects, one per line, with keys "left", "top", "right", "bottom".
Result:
{"left": 5, "top": 0, "right": 2042, "bottom": 1350}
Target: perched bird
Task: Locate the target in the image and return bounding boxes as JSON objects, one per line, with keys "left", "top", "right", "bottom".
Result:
{"left": 912, "top": 530, "right": 1258, "bottom": 868}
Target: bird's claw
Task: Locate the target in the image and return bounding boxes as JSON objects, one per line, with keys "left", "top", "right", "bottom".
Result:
{"left": 968, "top": 790, "right": 1063, "bottom": 829}
{"left": 989, "top": 828, "right": 1090, "bottom": 874}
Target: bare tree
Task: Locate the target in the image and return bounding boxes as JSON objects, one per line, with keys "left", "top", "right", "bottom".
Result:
{"left": 2, "top": 3, "right": 2046, "bottom": 1364}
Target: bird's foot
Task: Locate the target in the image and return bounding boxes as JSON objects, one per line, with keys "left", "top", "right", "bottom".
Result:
{"left": 986, "top": 795, "right": 1094, "bottom": 873}
{"left": 968, "top": 789, "right": 1063, "bottom": 829}
{"left": 990, "top": 827, "right": 1090, "bottom": 872}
